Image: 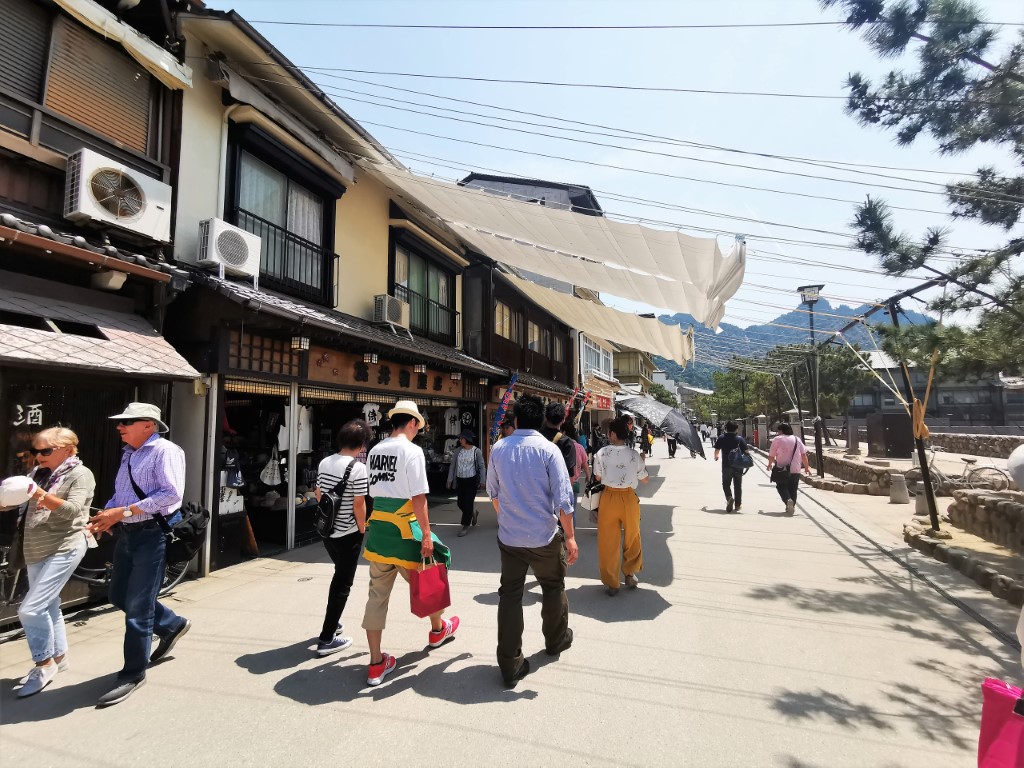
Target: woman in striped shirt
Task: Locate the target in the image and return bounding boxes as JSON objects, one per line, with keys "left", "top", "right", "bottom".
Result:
{"left": 12, "top": 427, "right": 96, "bottom": 698}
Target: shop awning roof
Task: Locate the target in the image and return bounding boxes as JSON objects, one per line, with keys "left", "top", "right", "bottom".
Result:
{"left": 200, "top": 273, "right": 505, "bottom": 376}
{"left": 514, "top": 371, "right": 575, "bottom": 397}
{"left": 502, "top": 273, "right": 694, "bottom": 364}
{"left": 0, "top": 279, "right": 199, "bottom": 380}
{"left": 373, "top": 168, "right": 746, "bottom": 328}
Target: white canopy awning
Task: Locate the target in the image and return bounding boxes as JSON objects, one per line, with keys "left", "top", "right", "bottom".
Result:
{"left": 502, "top": 273, "right": 694, "bottom": 364}
{"left": 370, "top": 168, "right": 746, "bottom": 328}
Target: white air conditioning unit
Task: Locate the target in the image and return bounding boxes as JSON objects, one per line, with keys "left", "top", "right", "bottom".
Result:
{"left": 196, "top": 218, "right": 262, "bottom": 278}
{"left": 374, "top": 294, "right": 410, "bottom": 329}
{"left": 64, "top": 148, "right": 172, "bottom": 242}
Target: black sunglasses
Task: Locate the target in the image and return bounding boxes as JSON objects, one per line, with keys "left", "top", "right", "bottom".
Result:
{"left": 115, "top": 419, "right": 144, "bottom": 427}
{"left": 28, "top": 447, "right": 57, "bottom": 456}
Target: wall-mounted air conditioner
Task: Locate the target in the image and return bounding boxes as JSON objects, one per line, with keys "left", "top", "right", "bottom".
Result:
{"left": 196, "top": 218, "right": 262, "bottom": 279}
{"left": 64, "top": 148, "right": 172, "bottom": 242}
{"left": 374, "top": 294, "right": 411, "bottom": 329}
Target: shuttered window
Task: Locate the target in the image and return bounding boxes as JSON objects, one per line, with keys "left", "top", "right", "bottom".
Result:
{"left": 45, "top": 15, "right": 151, "bottom": 153}
{"left": 0, "top": 0, "right": 50, "bottom": 102}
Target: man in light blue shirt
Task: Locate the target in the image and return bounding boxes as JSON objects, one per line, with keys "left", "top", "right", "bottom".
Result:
{"left": 487, "top": 394, "right": 578, "bottom": 686}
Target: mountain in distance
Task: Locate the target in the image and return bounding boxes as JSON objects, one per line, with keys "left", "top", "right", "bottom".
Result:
{"left": 655, "top": 299, "right": 933, "bottom": 389}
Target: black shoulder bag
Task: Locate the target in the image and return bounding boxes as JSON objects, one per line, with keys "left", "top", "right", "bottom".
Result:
{"left": 769, "top": 439, "right": 798, "bottom": 485}
{"left": 314, "top": 460, "right": 356, "bottom": 538}
{"left": 126, "top": 461, "right": 210, "bottom": 565}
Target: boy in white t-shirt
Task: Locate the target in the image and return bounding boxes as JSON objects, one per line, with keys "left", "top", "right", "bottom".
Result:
{"left": 361, "top": 401, "right": 458, "bottom": 687}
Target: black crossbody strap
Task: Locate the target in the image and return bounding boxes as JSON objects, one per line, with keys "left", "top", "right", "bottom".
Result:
{"left": 126, "top": 459, "right": 174, "bottom": 535}
{"left": 331, "top": 460, "right": 356, "bottom": 497}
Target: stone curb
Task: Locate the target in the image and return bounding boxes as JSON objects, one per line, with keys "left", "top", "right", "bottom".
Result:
{"left": 903, "top": 524, "right": 1024, "bottom": 607}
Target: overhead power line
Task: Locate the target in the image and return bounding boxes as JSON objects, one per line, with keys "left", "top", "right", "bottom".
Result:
{"left": 241, "top": 20, "right": 1023, "bottom": 30}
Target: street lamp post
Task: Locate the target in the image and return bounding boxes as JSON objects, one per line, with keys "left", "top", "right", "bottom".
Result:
{"left": 799, "top": 284, "right": 826, "bottom": 478}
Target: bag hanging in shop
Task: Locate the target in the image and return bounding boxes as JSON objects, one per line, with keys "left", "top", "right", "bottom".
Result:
{"left": 260, "top": 445, "right": 282, "bottom": 486}
{"left": 314, "top": 461, "right": 355, "bottom": 538}
{"left": 409, "top": 557, "right": 452, "bottom": 618}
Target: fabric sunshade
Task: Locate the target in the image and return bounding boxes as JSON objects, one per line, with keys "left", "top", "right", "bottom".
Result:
{"left": 502, "top": 273, "right": 694, "bottom": 364}
{"left": 373, "top": 168, "right": 746, "bottom": 328}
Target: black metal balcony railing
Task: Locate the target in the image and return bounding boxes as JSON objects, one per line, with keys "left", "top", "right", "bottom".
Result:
{"left": 393, "top": 283, "right": 459, "bottom": 346}
{"left": 235, "top": 208, "right": 338, "bottom": 306}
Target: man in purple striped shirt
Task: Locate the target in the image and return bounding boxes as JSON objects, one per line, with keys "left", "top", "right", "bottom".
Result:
{"left": 87, "top": 403, "right": 191, "bottom": 707}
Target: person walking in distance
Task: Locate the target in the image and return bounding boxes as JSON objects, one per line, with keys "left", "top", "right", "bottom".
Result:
{"left": 713, "top": 421, "right": 751, "bottom": 514}
{"left": 446, "top": 429, "right": 486, "bottom": 537}
{"left": 313, "top": 420, "right": 371, "bottom": 657}
{"left": 487, "top": 395, "right": 578, "bottom": 686}
{"left": 86, "top": 403, "right": 190, "bottom": 707}
{"left": 666, "top": 431, "right": 677, "bottom": 459}
{"left": 361, "top": 401, "right": 458, "bottom": 686}
{"left": 594, "top": 417, "right": 649, "bottom": 596}
{"left": 540, "top": 403, "right": 577, "bottom": 482}
{"left": 766, "top": 422, "right": 811, "bottom": 515}
{"left": 5, "top": 428, "right": 95, "bottom": 698}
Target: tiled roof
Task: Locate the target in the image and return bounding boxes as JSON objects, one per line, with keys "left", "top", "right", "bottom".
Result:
{"left": 514, "top": 371, "right": 575, "bottom": 396}
{"left": 0, "top": 286, "right": 200, "bottom": 380}
{"left": 0, "top": 211, "right": 189, "bottom": 283}
{"left": 196, "top": 272, "right": 506, "bottom": 376}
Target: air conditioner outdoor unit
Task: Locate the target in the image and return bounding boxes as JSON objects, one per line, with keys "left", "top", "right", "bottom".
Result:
{"left": 64, "top": 148, "right": 172, "bottom": 242}
{"left": 374, "top": 294, "right": 411, "bottom": 329}
{"left": 196, "top": 218, "right": 262, "bottom": 279}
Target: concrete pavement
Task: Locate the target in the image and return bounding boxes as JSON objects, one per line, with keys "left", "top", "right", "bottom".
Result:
{"left": 1, "top": 447, "right": 1021, "bottom": 767}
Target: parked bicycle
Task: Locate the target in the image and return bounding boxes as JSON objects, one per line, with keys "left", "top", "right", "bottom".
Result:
{"left": 905, "top": 447, "right": 1011, "bottom": 495}
{"left": 0, "top": 527, "right": 192, "bottom": 623}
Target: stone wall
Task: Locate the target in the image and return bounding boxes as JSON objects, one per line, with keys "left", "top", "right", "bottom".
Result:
{"left": 806, "top": 453, "right": 893, "bottom": 496}
{"left": 928, "top": 433, "right": 1024, "bottom": 459}
{"left": 947, "top": 489, "right": 1024, "bottom": 554}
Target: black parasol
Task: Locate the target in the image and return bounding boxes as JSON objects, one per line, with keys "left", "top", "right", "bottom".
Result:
{"left": 617, "top": 396, "right": 706, "bottom": 458}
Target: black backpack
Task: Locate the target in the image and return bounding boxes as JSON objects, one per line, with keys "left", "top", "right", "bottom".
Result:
{"left": 314, "top": 461, "right": 356, "bottom": 538}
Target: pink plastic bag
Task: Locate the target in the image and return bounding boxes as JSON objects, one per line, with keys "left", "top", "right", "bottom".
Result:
{"left": 978, "top": 678, "right": 1024, "bottom": 767}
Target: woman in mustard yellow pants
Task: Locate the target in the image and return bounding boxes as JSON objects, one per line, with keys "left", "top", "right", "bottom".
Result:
{"left": 593, "top": 416, "right": 650, "bottom": 596}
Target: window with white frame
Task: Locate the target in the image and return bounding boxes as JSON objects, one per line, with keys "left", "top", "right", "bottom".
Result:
{"left": 584, "top": 337, "right": 613, "bottom": 377}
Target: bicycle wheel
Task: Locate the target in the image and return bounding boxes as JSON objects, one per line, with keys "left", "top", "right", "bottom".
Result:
{"left": 160, "top": 559, "right": 192, "bottom": 595}
{"left": 967, "top": 467, "right": 1011, "bottom": 492}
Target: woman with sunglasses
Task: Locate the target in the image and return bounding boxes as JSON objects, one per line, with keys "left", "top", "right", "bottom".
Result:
{"left": 13, "top": 427, "right": 95, "bottom": 697}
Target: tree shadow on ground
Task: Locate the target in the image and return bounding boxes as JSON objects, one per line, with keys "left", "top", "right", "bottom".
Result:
{"left": 270, "top": 646, "right": 545, "bottom": 706}
{"left": 771, "top": 688, "right": 893, "bottom": 730}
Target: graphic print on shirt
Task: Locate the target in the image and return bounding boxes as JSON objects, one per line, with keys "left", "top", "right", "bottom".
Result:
{"left": 444, "top": 407, "right": 460, "bottom": 436}
{"left": 363, "top": 403, "right": 382, "bottom": 428}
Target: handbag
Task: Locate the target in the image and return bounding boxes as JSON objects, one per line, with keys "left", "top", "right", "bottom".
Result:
{"left": 313, "top": 461, "right": 355, "bottom": 538}
{"left": 579, "top": 480, "right": 604, "bottom": 513}
{"left": 978, "top": 678, "right": 1024, "bottom": 766}
{"left": 409, "top": 557, "right": 452, "bottom": 618}
{"left": 770, "top": 439, "right": 798, "bottom": 484}
{"left": 259, "top": 445, "right": 282, "bottom": 486}
{"left": 127, "top": 463, "right": 210, "bottom": 564}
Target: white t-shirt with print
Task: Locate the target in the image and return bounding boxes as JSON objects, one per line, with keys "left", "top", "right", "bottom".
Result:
{"left": 316, "top": 454, "right": 369, "bottom": 537}
{"left": 594, "top": 445, "right": 649, "bottom": 489}
{"left": 444, "top": 407, "right": 460, "bottom": 436}
{"left": 363, "top": 403, "right": 382, "bottom": 428}
{"left": 366, "top": 435, "right": 430, "bottom": 499}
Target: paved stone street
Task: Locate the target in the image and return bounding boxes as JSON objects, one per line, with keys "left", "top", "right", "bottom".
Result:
{"left": 1, "top": 448, "right": 1021, "bottom": 768}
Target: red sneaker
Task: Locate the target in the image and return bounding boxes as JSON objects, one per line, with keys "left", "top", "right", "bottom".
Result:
{"left": 427, "top": 616, "right": 460, "bottom": 648}
{"left": 366, "top": 653, "right": 396, "bottom": 686}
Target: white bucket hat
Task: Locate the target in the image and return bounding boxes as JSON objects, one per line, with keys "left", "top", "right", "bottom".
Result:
{"left": 109, "top": 402, "right": 169, "bottom": 433}
{"left": 387, "top": 400, "right": 426, "bottom": 430}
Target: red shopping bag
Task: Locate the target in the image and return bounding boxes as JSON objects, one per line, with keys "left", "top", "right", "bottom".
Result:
{"left": 978, "top": 678, "right": 1024, "bottom": 767}
{"left": 409, "top": 558, "right": 451, "bottom": 618}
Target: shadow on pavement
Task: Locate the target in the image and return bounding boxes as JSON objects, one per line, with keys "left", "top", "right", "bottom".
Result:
{"left": 235, "top": 638, "right": 357, "bottom": 676}
{"left": 270, "top": 646, "right": 544, "bottom": 705}
{"left": 564, "top": 583, "right": 670, "bottom": 623}
{"left": 0, "top": 674, "right": 113, "bottom": 723}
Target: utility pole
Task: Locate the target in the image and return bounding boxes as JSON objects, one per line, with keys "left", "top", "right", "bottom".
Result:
{"left": 799, "top": 285, "right": 826, "bottom": 478}
{"left": 888, "top": 302, "right": 941, "bottom": 531}
{"left": 792, "top": 371, "right": 805, "bottom": 441}
{"left": 775, "top": 376, "right": 783, "bottom": 425}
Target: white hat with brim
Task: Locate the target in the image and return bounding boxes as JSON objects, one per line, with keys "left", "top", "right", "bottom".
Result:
{"left": 109, "top": 402, "right": 169, "bottom": 433}
{"left": 388, "top": 400, "right": 426, "bottom": 430}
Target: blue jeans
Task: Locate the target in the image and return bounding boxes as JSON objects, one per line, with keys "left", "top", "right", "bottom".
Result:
{"left": 108, "top": 522, "right": 184, "bottom": 680}
{"left": 19, "top": 539, "right": 87, "bottom": 662}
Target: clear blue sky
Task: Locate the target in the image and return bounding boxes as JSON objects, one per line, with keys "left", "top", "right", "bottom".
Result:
{"left": 222, "top": 0, "right": 1023, "bottom": 330}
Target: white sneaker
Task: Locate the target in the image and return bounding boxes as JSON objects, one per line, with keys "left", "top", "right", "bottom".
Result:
{"left": 19, "top": 657, "right": 68, "bottom": 685}
{"left": 17, "top": 664, "right": 57, "bottom": 697}
{"left": 785, "top": 499, "right": 796, "bottom": 515}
